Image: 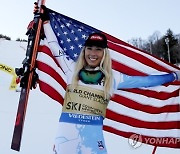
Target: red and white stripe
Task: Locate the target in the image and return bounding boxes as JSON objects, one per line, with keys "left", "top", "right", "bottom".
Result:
{"left": 36, "top": 33, "right": 180, "bottom": 148}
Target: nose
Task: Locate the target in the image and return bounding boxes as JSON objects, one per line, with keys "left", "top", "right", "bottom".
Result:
{"left": 90, "top": 48, "right": 97, "bottom": 55}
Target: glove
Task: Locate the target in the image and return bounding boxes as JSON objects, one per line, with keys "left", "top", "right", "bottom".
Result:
{"left": 31, "top": 70, "right": 39, "bottom": 89}
{"left": 20, "top": 71, "right": 39, "bottom": 89}
{"left": 34, "top": 3, "right": 50, "bottom": 22}
{"left": 40, "top": 5, "right": 50, "bottom": 22}
{"left": 175, "top": 71, "right": 180, "bottom": 81}
{"left": 15, "top": 67, "right": 39, "bottom": 89}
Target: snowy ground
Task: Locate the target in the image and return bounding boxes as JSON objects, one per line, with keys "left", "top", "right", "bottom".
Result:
{"left": 0, "top": 40, "right": 180, "bottom": 153}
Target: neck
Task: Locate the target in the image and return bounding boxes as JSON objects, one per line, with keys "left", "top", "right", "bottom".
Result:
{"left": 85, "top": 66, "right": 100, "bottom": 71}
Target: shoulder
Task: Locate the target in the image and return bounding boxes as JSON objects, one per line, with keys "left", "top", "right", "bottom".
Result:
{"left": 112, "top": 70, "right": 123, "bottom": 89}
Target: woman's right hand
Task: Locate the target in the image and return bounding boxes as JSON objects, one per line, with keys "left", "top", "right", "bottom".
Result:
{"left": 34, "top": 2, "right": 50, "bottom": 22}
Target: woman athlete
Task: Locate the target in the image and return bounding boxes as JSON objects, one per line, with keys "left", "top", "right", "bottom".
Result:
{"left": 35, "top": 4, "right": 180, "bottom": 154}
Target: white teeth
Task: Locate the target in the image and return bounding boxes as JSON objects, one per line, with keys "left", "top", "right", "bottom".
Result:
{"left": 90, "top": 57, "right": 97, "bottom": 61}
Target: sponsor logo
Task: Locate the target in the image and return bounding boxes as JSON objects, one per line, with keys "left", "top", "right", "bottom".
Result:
{"left": 0, "top": 63, "right": 17, "bottom": 90}
{"left": 66, "top": 101, "right": 103, "bottom": 115}
{"left": 128, "top": 133, "right": 180, "bottom": 149}
{"left": 128, "top": 134, "right": 142, "bottom": 149}
{"left": 90, "top": 35, "right": 103, "bottom": 41}
{"left": 97, "top": 141, "right": 104, "bottom": 150}
{"left": 68, "top": 113, "right": 101, "bottom": 121}
{"left": 0, "top": 64, "right": 13, "bottom": 73}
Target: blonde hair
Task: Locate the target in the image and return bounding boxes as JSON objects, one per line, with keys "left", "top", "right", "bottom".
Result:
{"left": 71, "top": 47, "right": 113, "bottom": 100}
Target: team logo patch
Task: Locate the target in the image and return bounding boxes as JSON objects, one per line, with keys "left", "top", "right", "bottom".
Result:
{"left": 97, "top": 140, "right": 104, "bottom": 149}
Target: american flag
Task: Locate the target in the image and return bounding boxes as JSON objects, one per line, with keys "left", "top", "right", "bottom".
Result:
{"left": 36, "top": 8, "right": 180, "bottom": 148}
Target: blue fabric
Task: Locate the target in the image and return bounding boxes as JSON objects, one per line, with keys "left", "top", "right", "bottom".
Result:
{"left": 118, "top": 73, "right": 175, "bottom": 89}
{"left": 49, "top": 9, "right": 100, "bottom": 61}
{"left": 60, "top": 112, "right": 104, "bottom": 125}
{"left": 54, "top": 122, "right": 107, "bottom": 154}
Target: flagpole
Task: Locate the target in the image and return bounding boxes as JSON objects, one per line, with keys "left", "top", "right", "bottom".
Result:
{"left": 11, "top": 0, "right": 46, "bottom": 151}
{"left": 152, "top": 146, "right": 157, "bottom": 154}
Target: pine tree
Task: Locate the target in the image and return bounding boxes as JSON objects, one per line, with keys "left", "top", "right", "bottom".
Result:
{"left": 162, "top": 29, "right": 178, "bottom": 64}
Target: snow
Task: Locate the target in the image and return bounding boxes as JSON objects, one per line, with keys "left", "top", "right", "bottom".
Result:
{"left": 0, "top": 39, "right": 180, "bottom": 153}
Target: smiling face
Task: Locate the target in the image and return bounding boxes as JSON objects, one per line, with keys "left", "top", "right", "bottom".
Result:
{"left": 84, "top": 46, "right": 104, "bottom": 68}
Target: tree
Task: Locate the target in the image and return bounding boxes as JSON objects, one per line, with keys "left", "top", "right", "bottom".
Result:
{"left": 175, "top": 34, "right": 180, "bottom": 63}
{"left": 147, "top": 31, "right": 164, "bottom": 58}
{"left": 162, "top": 29, "right": 179, "bottom": 64}
{"left": 128, "top": 29, "right": 180, "bottom": 65}
{"left": 127, "top": 37, "right": 150, "bottom": 53}
{"left": 16, "top": 38, "right": 27, "bottom": 42}
{"left": 0, "top": 34, "right": 11, "bottom": 40}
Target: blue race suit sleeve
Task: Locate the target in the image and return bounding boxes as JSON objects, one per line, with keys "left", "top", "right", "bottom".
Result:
{"left": 117, "top": 73, "right": 176, "bottom": 89}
